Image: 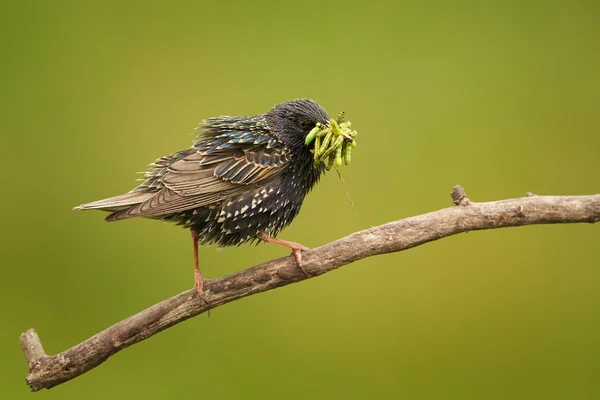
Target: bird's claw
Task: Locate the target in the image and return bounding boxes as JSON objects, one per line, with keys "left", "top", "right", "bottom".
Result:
{"left": 194, "top": 269, "right": 211, "bottom": 307}
{"left": 256, "top": 232, "right": 310, "bottom": 276}
{"left": 290, "top": 245, "right": 310, "bottom": 276}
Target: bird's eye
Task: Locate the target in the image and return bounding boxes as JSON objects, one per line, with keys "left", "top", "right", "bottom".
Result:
{"left": 299, "top": 119, "right": 311, "bottom": 129}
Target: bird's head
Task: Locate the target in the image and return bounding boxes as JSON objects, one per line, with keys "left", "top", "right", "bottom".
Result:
{"left": 266, "top": 99, "right": 330, "bottom": 151}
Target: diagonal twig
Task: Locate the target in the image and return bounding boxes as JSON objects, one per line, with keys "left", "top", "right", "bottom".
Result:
{"left": 20, "top": 186, "right": 600, "bottom": 391}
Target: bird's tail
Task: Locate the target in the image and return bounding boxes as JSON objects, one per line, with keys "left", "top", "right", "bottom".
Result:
{"left": 73, "top": 191, "right": 153, "bottom": 215}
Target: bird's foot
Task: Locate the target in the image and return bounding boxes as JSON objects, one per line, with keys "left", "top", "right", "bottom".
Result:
{"left": 257, "top": 232, "right": 310, "bottom": 276}
{"left": 290, "top": 244, "right": 310, "bottom": 277}
{"left": 194, "top": 269, "right": 210, "bottom": 306}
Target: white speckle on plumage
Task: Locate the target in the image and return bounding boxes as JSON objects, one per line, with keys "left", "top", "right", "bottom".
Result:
{"left": 268, "top": 188, "right": 274, "bottom": 194}
{"left": 234, "top": 210, "right": 239, "bottom": 216}
{"left": 220, "top": 210, "right": 226, "bottom": 216}
{"left": 251, "top": 200, "right": 257, "bottom": 209}
{"left": 241, "top": 205, "right": 249, "bottom": 213}
{"left": 235, "top": 225, "right": 240, "bottom": 230}
{"left": 227, "top": 201, "right": 234, "bottom": 206}
{"left": 217, "top": 217, "right": 225, "bottom": 223}
{"left": 227, "top": 212, "right": 232, "bottom": 218}
{"left": 226, "top": 229, "right": 232, "bottom": 234}
{"left": 258, "top": 207, "right": 263, "bottom": 213}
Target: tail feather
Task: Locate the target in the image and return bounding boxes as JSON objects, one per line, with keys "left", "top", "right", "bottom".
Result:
{"left": 73, "top": 191, "right": 154, "bottom": 213}
{"left": 105, "top": 207, "right": 138, "bottom": 222}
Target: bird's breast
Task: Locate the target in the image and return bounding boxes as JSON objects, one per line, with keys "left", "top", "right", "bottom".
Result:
{"left": 188, "top": 163, "right": 322, "bottom": 247}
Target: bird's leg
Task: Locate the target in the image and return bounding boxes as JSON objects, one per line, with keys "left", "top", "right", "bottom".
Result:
{"left": 191, "top": 230, "right": 206, "bottom": 297}
{"left": 257, "top": 232, "right": 310, "bottom": 276}
{"left": 192, "top": 230, "right": 202, "bottom": 292}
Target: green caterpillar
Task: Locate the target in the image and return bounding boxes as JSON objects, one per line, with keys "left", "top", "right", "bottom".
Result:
{"left": 305, "top": 111, "right": 358, "bottom": 170}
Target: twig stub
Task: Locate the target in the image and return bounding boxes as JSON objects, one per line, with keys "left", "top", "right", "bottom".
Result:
{"left": 451, "top": 185, "right": 471, "bottom": 206}
{"left": 20, "top": 329, "right": 52, "bottom": 391}
{"left": 20, "top": 329, "right": 46, "bottom": 369}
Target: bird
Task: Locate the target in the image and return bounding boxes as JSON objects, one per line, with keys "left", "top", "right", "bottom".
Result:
{"left": 74, "top": 99, "right": 333, "bottom": 295}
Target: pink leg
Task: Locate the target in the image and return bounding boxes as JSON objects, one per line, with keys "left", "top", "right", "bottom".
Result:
{"left": 192, "top": 230, "right": 204, "bottom": 295}
{"left": 257, "top": 232, "right": 310, "bottom": 275}
{"left": 191, "top": 231, "right": 211, "bottom": 313}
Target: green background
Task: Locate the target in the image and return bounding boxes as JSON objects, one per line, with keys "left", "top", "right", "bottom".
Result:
{"left": 2, "top": 0, "right": 599, "bottom": 398}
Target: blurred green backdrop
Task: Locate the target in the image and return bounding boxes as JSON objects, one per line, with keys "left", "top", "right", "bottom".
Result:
{"left": 1, "top": 0, "right": 599, "bottom": 398}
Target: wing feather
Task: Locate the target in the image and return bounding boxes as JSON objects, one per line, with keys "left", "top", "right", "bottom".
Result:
{"left": 106, "top": 118, "right": 289, "bottom": 220}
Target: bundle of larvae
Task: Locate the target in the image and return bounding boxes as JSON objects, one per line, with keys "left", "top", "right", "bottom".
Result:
{"left": 305, "top": 111, "right": 358, "bottom": 170}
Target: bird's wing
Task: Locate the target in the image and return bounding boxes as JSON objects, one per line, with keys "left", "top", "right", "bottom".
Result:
{"left": 164, "top": 145, "right": 288, "bottom": 194}
{"left": 107, "top": 119, "right": 289, "bottom": 220}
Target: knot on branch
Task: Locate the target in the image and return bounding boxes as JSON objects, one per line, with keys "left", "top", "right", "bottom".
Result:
{"left": 451, "top": 185, "right": 471, "bottom": 206}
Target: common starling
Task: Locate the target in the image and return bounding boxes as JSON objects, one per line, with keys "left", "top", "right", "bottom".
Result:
{"left": 75, "top": 99, "right": 342, "bottom": 295}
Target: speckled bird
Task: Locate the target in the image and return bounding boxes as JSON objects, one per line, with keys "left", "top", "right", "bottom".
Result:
{"left": 75, "top": 99, "right": 331, "bottom": 294}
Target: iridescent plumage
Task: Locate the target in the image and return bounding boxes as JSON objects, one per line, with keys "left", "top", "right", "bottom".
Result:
{"left": 75, "top": 99, "right": 331, "bottom": 294}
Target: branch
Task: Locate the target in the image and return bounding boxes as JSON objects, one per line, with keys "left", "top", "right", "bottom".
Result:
{"left": 21, "top": 186, "right": 600, "bottom": 391}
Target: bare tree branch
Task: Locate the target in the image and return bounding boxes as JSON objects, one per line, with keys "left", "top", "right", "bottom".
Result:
{"left": 20, "top": 186, "right": 600, "bottom": 391}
